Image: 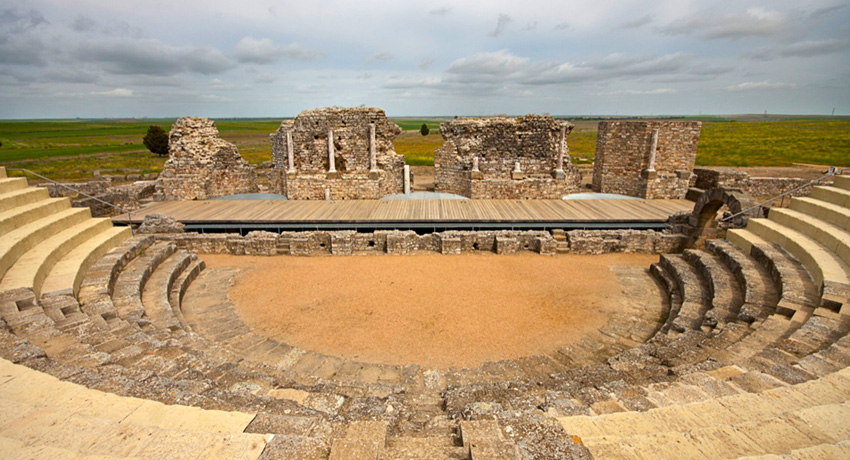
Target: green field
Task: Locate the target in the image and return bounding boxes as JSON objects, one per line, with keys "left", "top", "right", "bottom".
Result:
{"left": 1, "top": 116, "right": 848, "bottom": 183}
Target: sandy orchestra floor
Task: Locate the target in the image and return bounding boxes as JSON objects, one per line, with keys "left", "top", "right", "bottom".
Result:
{"left": 202, "top": 252, "right": 659, "bottom": 368}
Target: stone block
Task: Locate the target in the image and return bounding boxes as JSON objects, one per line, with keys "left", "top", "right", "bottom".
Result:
{"left": 495, "top": 236, "right": 519, "bottom": 254}
{"left": 439, "top": 236, "right": 462, "bottom": 255}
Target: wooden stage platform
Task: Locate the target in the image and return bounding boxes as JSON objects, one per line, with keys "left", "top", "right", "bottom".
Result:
{"left": 113, "top": 198, "right": 695, "bottom": 231}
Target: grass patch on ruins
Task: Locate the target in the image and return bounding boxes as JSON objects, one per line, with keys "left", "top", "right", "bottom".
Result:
{"left": 2, "top": 117, "right": 848, "bottom": 182}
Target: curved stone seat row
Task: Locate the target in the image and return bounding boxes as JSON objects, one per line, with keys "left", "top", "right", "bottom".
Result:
{"left": 2, "top": 165, "right": 850, "bottom": 459}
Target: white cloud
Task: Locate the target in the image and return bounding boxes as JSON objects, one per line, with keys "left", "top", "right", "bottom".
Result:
{"left": 662, "top": 7, "right": 788, "bottom": 40}
{"left": 92, "top": 88, "right": 134, "bottom": 97}
{"left": 490, "top": 13, "right": 512, "bottom": 37}
{"left": 593, "top": 88, "right": 677, "bottom": 96}
{"left": 726, "top": 81, "right": 797, "bottom": 91}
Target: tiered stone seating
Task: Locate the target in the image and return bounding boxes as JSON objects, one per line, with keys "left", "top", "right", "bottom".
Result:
{"left": 2, "top": 166, "right": 850, "bottom": 458}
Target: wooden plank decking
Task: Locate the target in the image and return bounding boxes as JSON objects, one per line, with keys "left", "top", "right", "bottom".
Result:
{"left": 114, "top": 198, "right": 694, "bottom": 229}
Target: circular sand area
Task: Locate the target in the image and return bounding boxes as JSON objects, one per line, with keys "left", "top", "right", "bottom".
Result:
{"left": 202, "top": 253, "right": 658, "bottom": 368}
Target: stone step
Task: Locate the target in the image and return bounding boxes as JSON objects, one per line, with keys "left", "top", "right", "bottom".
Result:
{"left": 684, "top": 249, "right": 745, "bottom": 330}
{"left": 0, "top": 357, "right": 270, "bottom": 459}
{"left": 811, "top": 185, "right": 850, "bottom": 208}
{"left": 791, "top": 196, "right": 850, "bottom": 232}
{"left": 659, "top": 254, "right": 712, "bottom": 332}
{"left": 834, "top": 174, "right": 850, "bottom": 191}
{"left": 0, "top": 186, "right": 49, "bottom": 213}
{"left": 40, "top": 225, "right": 132, "bottom": 298}
{"left": 383, "top": 437, "right": 467, "bottom": 459}
{"left": 0, "top": 177, "right": 27, "bottom": 195}
{"left": 0, "top": 218, "right": 113, "bottom": 297}
{"left": 141, "top": 250, "right": 194, "bottom": 332}
{"left": 169, "top": 257, "right": 205, "bottom": 332}
{"left": 0, "top": 207, "right": 91, "bottom": 283}
{"left": 770, "top": 207, "right": 850, "bottom": 268}
{"left": 707, "top": 239, "right": 779, "bottom": 321}
{"left": 0, "top": 196, "right": 70, "bottom": 236}
{"left": 649, "top": 261, "right": 683, "bottom": 335}
{"left": 0, "top": 166, "right": 5, "bottom": 178}
{"left": 748, "top": 218, "right": 849, "bottom": 309}
{"left": 112, "top": 241, "right": 176, "bottom": 323}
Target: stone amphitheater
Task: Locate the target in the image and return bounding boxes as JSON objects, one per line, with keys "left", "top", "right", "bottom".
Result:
{"left": 1, "top": 120, "right": 850, "bottom": 459}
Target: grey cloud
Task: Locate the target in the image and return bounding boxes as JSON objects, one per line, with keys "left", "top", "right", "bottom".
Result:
{"left": 748, "top": 39, "right": 850, "bottom": 61}
{"left": 0, "top": 8, "right": 48, "bottom": 36}
{"left": 490, "top": 14, "right": 511, "bottom": 37}
{"left": 76, "top": 38, "right": 235, "bottom": 76}
{"left": 554, "top": 23, "right": 571, "bottom": 31}
{"left": 71, "top": 15, "right": 97, "bottom": 32}
{"left": 0, "top": 37, "right": 46, "bottom": 66}
{"left": 661, "top": 7, "right": 787, "bottom": 40}
{"left": 42, "top": 68, "right": 100, "bottom": 84}
{"left": 620, "top": 15, "right": 653, "bottom": 29}
{"left": 234, "top": 37, "right": 324, "bottom": 64}
{"left": 524, "top": 22, "right": 538, "bottom": 32}
{"left": 446, "top": 50, "right": 529, "bottom": 76}
{"left": 419, "top": 57, "right": 436, "bottom": 69}
{"left": 429, "top": 7, "right": 451, "bottom": 16}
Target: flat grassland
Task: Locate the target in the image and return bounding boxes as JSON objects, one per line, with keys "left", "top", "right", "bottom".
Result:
{"left": 1, "top": 116, "right": 847, "bottom": 182}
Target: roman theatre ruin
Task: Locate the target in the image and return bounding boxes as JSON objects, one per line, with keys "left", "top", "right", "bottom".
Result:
{"left": 1, "top": 107, "right": 849, "bottom": 459}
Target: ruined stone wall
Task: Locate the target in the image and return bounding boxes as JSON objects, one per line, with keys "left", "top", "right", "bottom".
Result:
{"left": 270, "top": 107, "right": 405, "bottom": 200}
{"left": 434, "top": 115, "right": 581, "bottom": 199}
{"left": 592, "top": 121, "right": 701, "bottom": 199}
{"left": 693, "top": 167, "right": 832, "bottom": 199}
{"left": 151, "top": 228, "right": 685, "bottom": 256}
{"left": 155, "top": 117, "right": 258, "bottom": 201}
{"left": 44, "top": 180, "right": 156, "bottom": 217}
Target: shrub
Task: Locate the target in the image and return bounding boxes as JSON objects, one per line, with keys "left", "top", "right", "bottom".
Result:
{"left": 420, "top": 123, "right": 430, "bottom": 136}
{"left": 143, "top": 125, "right": 168, "bottom": 156}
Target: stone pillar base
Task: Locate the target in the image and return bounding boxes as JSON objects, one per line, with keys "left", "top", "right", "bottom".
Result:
{"left": 326, "top": 171, "right": 340, "bottom": 179}
{"left": 552, "top": 170, "right": 566, "bottom": 180}
{"left": 369, "top": 170, "right": 380, "bottom": 180}
{"left": 470, "top": 171, "right": 484, "bottom": 180}
{"left": 511, "top": 171, "right": 526, "bottom": 180}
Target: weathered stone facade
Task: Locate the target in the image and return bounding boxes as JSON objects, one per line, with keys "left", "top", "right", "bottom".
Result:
{"left": 151, "top": 228, "right": 685, "bottom": 256}
{"left": 270, "top": 107, "right": 405, "bottom": 200}
{"left": 155, "top": 117, "right": 258, "bottom": 201}
{"left": 592, "top": 120, "right": 701, "bottom": 199}
{"left": 434, "top": 116, "right": 581, "bottom": 199}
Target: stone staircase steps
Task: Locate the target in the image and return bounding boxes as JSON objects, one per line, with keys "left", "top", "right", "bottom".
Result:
{"left": 0, "top": 217, "right": 113, "bottom": 297}
{"left": 40, "top": 225, "right": 132, "bottom": 298}
{"left": 141, "top": 250, "right": 195, "bottom": 332}
{"left": 0, "top": 356, "right": 270, "bottom": 459}
{"left": 112, "top": 241, "right": 176, "bottom": 324}
{"left": 791, "top": 196, "right": 850, "bottom": 233}
{"left": 659, "top": 254, "right": 712, "bottom": 332}
{"left": 649, "top": 261, "right": 684, "bottom": 336}
{"left": 0, "top": 186, "right": 49, "bottom": 213}
{"left": 0, "top": 196, "right": 70, "bottom": 236}
{"left": 770, "top": 207, "right": 850, "bottom": 269}
{"left": 169, "top": 257, "right": 205, "bottom": 332}
{"left": 0, "top": 176, "right": 27, "bottom": 195}
{"left": 558, "top": 368, "right": 850, "bottom": 459}
{"left": 747, "top": 218, "right": 850, "bottom": 310}
{"left": 683, "top": 248, "right": 745, "bottom": 330}
{"left": 811, "top": 185, "right": 850, "bottom": 208}
{"left": 706, "top": 239, "right": 779, "bottom": 320}
{"left": 0, "top": 207, "right": 92, "bottom": 282}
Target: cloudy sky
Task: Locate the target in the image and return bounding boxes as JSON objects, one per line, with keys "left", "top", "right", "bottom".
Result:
{"left": 1, "top": 0, "right": 848, "bottom": 118}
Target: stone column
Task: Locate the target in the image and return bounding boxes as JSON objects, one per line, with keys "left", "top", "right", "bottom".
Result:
{"left": 553, "top": 123, "right": 567, "bottom": 179}
{"left": 286, "top": 131, "right": 295, "bottom": 173}
{"left": 327, "top": 129, "right": 337, "bottom": 175}
{"left": 403, "top": 165, "right": 411, "bottom": 194}
{"left": 369, "top": 123, "right": 377, "bottom": 172}
{"left": 512, "top": 161, "right": 525, "bottom": 180}
{"left": 472, "top": 156, "right": 480, "bottom": 172}
{"left": 471, "top": 156, "right": 483, "bottom": 180}
{"left": 647, "top": 128, "right": 658, "bottom": 172}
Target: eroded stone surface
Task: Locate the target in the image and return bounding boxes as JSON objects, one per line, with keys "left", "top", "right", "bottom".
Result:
{"left": 435, "top": 115, "right": 581, "bottom": 199}
{"left": 270, "top": 107, "right": 405, "bottom": 200}
{"left": 155, "top": 117, "right": 258, "bottom": 200}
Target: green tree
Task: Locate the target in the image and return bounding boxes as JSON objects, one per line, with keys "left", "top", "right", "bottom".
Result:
{"left": 143, "top": 125, "right": 168, "bottom": 156}
{"left": 419, "top": 123, "right": 430, "bottom": 136}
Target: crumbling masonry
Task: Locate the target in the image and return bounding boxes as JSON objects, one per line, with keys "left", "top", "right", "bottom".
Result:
{"left": 592, "top": 120, "right": 701, "bottom": 199}
{"left": 434, "top": 116, "right": 581, "bottom": 199}
{"left": 270, "top": 107, "right": 406, "bottom": 200}
{"left": 155, "top": 117, "right": 258, "bottom": 200}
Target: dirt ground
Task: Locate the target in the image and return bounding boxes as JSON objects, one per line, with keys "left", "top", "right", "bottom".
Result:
{"left": 202, "top": 253, "right": 658, "bottom": 368}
